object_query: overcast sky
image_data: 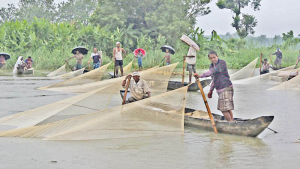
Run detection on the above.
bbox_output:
[1,0,299,37]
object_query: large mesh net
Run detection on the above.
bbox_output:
[0,86,188,140]
[46,64,66,77]
[41,63,111,89]
[230,58,258,81]
[43,63,178,93]
[233,65,296,85]
[123,61,133,75]
[49,68,85,80]
[268,68,300,90]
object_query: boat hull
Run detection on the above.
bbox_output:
[184,108,274,137]
[167,79,211,91]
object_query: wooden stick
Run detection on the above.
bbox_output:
[113,59,116,78]
[65,60,74,71]
[269,55,274,67]
[182,56,186,86]
[194,76,218,133]
[260,53,263,74]
[122,77,131,105]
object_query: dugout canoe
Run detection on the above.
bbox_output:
[168,79,211,91]
[120,91,274,137]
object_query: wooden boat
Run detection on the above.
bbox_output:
[168,79,211,91]
[120,91,274,137]
[270,66,286,70]
[24,68,34,75]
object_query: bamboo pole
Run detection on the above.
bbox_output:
[194,76,218,133]
[65,60,74,71]
[182,56,186,86]
[260,53,263,74]
[122,77,131,105]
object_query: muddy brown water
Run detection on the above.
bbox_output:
[0,69,299,169]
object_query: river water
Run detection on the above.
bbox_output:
[0,69,299,169]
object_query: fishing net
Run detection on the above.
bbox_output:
[49,67,85,80]
[123,61,133,75]
[46,64,67,77]
[233,65,296,85]
[41,63,111,89]
[43,63,178,93]
[0,86,188,140]
[268,68,300,90]
[230,58,258,81]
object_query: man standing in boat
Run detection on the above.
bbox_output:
[186,45,197,84]
[65,50,84,70]
[88,47,102,69]
[113,42,126,77]
[122,72,151,103]
[194,51,234,121]
[271,48,283,69]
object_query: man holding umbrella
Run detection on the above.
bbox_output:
[134,48,146,71]
[0,53,10,69]
[113,42,126,77]
[65,47,88,71]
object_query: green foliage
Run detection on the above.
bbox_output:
[216,0,260,38]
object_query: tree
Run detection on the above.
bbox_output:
[216,0,261,38]
[90,0,212,44]
[0,4,18,23]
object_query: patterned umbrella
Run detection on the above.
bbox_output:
[134,48,146,57]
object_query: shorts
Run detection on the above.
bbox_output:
[186,63,196,73]
[138,57,142,67]
[274,58,282,65]
[93,62,100,69]
[75,63,82,70]
[217,87,234,112]
[115,60,123,66]
[166,63,170,65]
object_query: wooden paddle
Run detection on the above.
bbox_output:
[122,76,131,105]
[182,56,186,86]
[260,53,263,74]
[194,76,218,133]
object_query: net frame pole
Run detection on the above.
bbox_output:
[195,76,218,133]
[65,60,74,71]
[182,56,186,86]
[260,53,263,75]
[122,77,131,105]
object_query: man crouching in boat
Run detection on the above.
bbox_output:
[122,72,151,103]
[194,51,234,121]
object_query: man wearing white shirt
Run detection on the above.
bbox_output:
[186,45,197,84]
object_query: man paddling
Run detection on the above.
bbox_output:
[122,72,151,103]
[194,51,234,121]
[113,42,126,77]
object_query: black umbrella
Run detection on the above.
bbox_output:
[0,52,10,60]
[161,45,175,55]
[71,46,88,55]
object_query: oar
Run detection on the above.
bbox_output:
[65,60,74,71]
[260,53,263,74]
[267,127,278,134]
[122,76,131,105]
[194,76,218,133]
[182,56,186,86]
